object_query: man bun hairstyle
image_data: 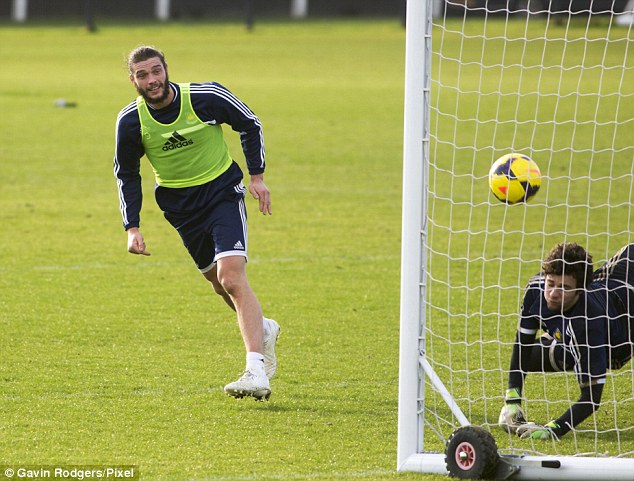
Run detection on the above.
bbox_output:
[127,45,166,73]
[542,242,593,288]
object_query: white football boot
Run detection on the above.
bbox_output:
[224,369,271,401]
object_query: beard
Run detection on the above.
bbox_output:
[137,74,171,106]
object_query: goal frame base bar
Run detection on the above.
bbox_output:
[398,452,634,480]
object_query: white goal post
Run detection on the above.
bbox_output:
[398,0,634,479]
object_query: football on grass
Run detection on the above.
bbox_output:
[489,153,541,204]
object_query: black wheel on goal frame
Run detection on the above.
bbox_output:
[445,426,499,479]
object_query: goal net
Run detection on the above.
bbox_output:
[398,0,634,478]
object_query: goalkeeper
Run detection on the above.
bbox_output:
[499,242,634,440]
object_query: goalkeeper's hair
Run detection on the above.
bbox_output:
[542,242,593,288]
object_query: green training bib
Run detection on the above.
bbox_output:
[137,83,233,188]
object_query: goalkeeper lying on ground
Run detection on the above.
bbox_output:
[499,242,634,440]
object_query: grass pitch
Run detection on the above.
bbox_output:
[0,16,632,481]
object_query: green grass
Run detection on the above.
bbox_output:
[0,16,632,481]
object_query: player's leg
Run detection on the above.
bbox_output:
[213,255,263,352]
[203,263,236,310]
[593,244,634,286]
[601,248,634,367]
[214,255,273,400]
[208,192,279,398]
[203,262,280,379]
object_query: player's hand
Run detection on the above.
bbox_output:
[249,174,272,215]
[498,403,531,434]
[498,388,531,434]
[517,421,560,441]
[127,227,151,256]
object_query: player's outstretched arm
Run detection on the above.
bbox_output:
[517,383,603,441]
[127,227,151,256]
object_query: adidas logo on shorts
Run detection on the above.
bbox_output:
[234,241,244,250]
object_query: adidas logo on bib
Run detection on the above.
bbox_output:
[162,131,194,151]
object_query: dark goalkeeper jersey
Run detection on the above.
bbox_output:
[114,82,265,230]
[519,274,632,387]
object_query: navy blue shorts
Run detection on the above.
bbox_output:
[154,162,248,273]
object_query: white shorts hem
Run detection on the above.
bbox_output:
[199,251,248,273]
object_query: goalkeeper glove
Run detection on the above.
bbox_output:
[517,421,560,441]
[498,388,532,434]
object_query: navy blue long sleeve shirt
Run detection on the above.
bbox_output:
[114,82,265,230]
